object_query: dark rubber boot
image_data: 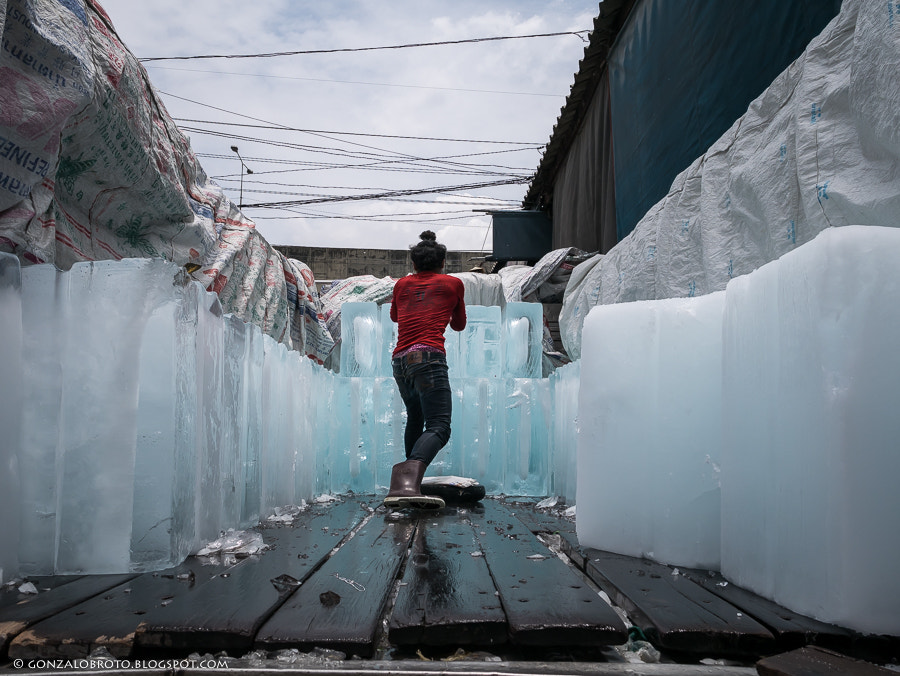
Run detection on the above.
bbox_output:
[383,459,445,510]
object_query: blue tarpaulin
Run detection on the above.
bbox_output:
[609,0,841,241]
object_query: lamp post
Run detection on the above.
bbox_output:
[230,145,253,208]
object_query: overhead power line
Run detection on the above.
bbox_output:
[162,91,533,177]
[174,118,543,145]
[139,30,591,62]
[244,177,529,208]
[152,67,562,98]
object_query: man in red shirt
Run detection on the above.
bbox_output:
[384,231,466,510]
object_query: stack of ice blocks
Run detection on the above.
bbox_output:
[0,256,564,579]
[0,256,325,576]
[335,301,551,496]
[574,226,900,636]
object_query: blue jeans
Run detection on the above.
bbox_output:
[392,351,452,467]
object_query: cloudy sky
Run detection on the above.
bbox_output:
[97,0,600,252]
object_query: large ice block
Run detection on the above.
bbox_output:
[260,335,295,512]
[503,303,543,378]
[132,289,185,570]
[458,305,501,378]
[17,263,65,575]
[192,290,225,548]
[576,291,725,569]
[454,378,501,486]
[56,259,173,573]
[379,303,397,377]
[241,325,264,525]
[0,253,22,584]
[292,356,319,503]
[373,376,405,490]
[221,315,249,528]
[503,377,552,496]
[340,302,380,377]
[550,360,580,503]
[721,225,900,635]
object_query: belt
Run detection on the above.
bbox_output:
[395,350,444,364]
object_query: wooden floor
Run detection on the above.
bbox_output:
[1,496,897,669]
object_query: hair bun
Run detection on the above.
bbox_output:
[419,230,437,242]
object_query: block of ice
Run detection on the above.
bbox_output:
[260,335,295,513]
[503,303,543,378]
[292,356,319,503]
[373,376,405,490]
[458,305,501,378]
[379,303,397,377]
[0,253,22,584]
[721,225,900,635]
[550,361,580,503]
[132,290,183,570]
[576,291,725,569]
[454,378,500,484]
[192,290,226,549]
[443,322,461,376]
[240,324,264,526]
[340,302,380,377]
[221,315,249,529]
[17,263,65,575]
[56,259,174,573]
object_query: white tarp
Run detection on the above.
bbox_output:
[450,271,504,307]
[560,0,900,360]
[0,0,334,362]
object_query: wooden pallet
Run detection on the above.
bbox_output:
[517,506,899,663]
[3,496,897,666]
[136,498,373,656]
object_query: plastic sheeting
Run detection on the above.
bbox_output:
[551,71,618,255]
[561,0,900,360]
[451,271,504,307]
[609,0,842,240]
[0,0,333,362]
[319,275,395,345]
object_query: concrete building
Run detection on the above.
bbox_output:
[275,246,488,285]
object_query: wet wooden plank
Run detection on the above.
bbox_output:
[1,575,136,656]
[388,507,506,647]
[680,568,855,654]
[466,499,628,648]
[255,513,416,658]
[583,548,776,658]
[505,499,576,537]
[7,558,221,660]
[0,576,83,611]
[511,506,586,569]
[756,646,895,676]
[135,498,372,656]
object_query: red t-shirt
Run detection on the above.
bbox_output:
[390,271,467,355]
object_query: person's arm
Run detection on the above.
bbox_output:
[449,280,466,331]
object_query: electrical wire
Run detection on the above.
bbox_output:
[163,91,536,177]
[150,67,562,98]
[175,118,543,145]
[139,30,591,62]
[242,177,529,208]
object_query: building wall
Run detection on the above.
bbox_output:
[275,246,487,283]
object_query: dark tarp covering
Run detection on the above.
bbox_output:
[551,70,618,255]
[609,0,842,241]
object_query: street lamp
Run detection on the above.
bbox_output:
[230,145,253,208]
